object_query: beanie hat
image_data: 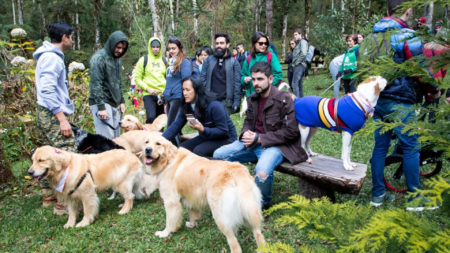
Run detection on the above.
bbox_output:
[417,17,427,24]
[150,40,161,47]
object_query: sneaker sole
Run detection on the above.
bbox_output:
[369,201,383,207]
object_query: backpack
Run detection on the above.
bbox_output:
[142,54,168,75]
[306,45,315,63]
[246,51,273,65]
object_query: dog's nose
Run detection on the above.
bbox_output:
[119,121,122,126]
[28,170,34,175]
[145,147,152,155]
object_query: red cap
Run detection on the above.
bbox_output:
[417,17,427,24]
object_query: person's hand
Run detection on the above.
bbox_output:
[241,130,258,147]
[335,72,342,80]
[120,103,126,114]
[244,76,252,84]
[98,110,108,120]
[188,119,204,132]
[59,119,72,137]
[147,88,158,96]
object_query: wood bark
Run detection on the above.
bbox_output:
[254,0,260,32]
[331,0,334,10]
[265,0,273,39]
[304,0,311,39]
[192,0,198,37]
[17,0,23,25]
[75,0,80,50]
[341,0,345,34]
[281,13,288,60]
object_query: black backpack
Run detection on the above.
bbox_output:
[142,54,168,75]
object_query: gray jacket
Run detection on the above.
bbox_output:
[292,39,308,67]
[200,54,242,108]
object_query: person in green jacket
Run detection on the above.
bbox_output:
[89,31,128,139]
[336,34,359,94]
[134,37,167,124]
[241,31,283,97]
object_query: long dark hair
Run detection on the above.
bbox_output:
[180,77,216,122]
[168,36,187,73]
[250,31,270,56]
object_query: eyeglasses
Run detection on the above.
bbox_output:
[257,42,269,46]
[290,43,295,45]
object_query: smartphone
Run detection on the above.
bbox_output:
[186,114,197,124]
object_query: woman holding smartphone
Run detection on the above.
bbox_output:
[162,77,237,157]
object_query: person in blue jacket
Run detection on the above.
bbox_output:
[163,36,192,127]
[163,77,237,157]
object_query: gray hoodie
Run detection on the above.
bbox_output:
[33,41,74,115]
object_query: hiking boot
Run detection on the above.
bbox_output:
[406,197,440,212]
[53,202,68,216]
[370,192,395,207]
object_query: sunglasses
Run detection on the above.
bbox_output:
[257,41,269,46]
[290,43,295,45]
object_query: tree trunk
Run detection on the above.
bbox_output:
[265,0,273,39]
[446,4,449,22]
[331,0,334,10]
[38,1,46,39]
[92,0,103,49]
[192,0,198,37]
[341,0,345,34]
[148,0,165,51]
[424,2,434,30]
[75,0,80,50]
[12,0,16,25]
[254,0,260,32]
[169,0,175,33]
[17,0,23,25]
[281,13,288,60]
[304,0,311,39]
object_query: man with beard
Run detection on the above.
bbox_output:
[200,33,241,114]
[213,62,307,210]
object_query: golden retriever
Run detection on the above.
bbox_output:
[141,132,266,253]
[120,114,167,132]
[28,146,143,228]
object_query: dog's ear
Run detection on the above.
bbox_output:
[375,82,381,96]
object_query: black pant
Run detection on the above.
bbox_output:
[342,79,356,94]
[166,98,182,127]
[181,136,232,157]
[143,95,164,124]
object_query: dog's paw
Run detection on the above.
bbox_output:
[309,151,318,157]
[155,230,171,238]
[185,221,197,229]
[343,163,355,171]
[75,220,90,227]
[64,222,75,228]
[306,158,313,164]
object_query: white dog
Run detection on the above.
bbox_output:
[294,76,387,170]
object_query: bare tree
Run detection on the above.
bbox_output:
[92,0,104,49]
[148,0,165,51]
[74,0,80,50]
[304,0,311,39]
[192,0,199,37]
[266,0,273,39]
[446,4,449,22]
[282,13,288,60]
[17,0,23,25]
[12,0,16,25]
[254,0,260,32]
[341,0,345,34]
[424,2,434,30]
[331,0,334,10]
[169,0,175,33]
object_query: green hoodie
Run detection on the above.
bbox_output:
[89,31,128,110]
[240,50,283,97]
[134,37,166,95]
[339,44,359,80]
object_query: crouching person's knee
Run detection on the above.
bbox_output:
[256,171,269,183]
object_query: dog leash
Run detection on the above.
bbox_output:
[333,98,341,132]
[321,77,341,95]
[96,112,123,130]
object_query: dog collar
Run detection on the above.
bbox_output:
[55,165,70,193]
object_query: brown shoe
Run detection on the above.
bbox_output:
[42,195,57,207]
[53,202,68,216]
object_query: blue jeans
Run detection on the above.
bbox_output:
[213,140,284,206]
[292,65,306,97]
[370,99,420,197]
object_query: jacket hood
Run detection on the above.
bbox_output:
[33,41,64,60]
[104,31,129,58]
[147,37,163,60]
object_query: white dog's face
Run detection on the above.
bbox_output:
[120,115,142,131]
[356,76,387,103]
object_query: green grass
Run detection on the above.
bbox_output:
[1,73,448,252]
